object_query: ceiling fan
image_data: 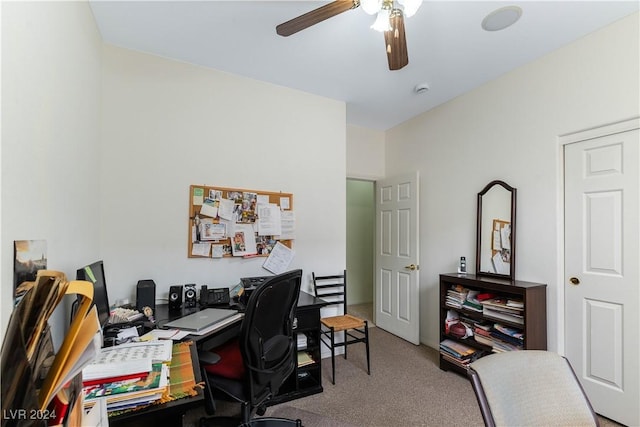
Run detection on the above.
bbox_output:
[276,0,423,71]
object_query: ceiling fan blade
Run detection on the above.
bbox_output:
[276,0,359,37]
[384,10,409,71]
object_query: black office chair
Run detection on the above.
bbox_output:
[312,270,370,385]
[199,269,302,426]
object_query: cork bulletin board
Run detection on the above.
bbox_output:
[188,185,294,259]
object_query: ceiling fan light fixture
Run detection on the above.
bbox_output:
[371,8,392,32]
[398,0,423,18]
[361,0,381,15]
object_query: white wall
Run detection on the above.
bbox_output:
[385,13,640,351]
[1,1,103,345]
[346,124,385,180]
[1,3,346,344]
[100,46,346,305]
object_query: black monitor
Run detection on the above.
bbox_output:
[76,260,111,329]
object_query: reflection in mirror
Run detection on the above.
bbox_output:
[476,181,516,280]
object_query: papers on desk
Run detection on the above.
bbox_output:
[82,340,172,381]
[140,328,192,341]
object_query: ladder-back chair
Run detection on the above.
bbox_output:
[312,270,370,385]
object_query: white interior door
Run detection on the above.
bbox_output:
[564,126,639,426]
[375,173,420,345]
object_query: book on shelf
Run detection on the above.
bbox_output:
[462,290,483,312]
[296,334,308,350]
[480,297,523,314]
[506,299,524,309]
[483,307,524,325]
[440,352,472,369]
[490,329,524,347]
[439,339,477,359]
[297,352,315,367]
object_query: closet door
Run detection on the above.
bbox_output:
[564,126,639,426]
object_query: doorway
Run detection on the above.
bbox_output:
[346,179,375,324]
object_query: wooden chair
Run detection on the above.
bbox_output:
[312,270,370,385]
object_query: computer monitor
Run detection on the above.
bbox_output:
[76,260,111,329]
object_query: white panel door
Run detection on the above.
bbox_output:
[565,128,639,426]
[375,173,420,345]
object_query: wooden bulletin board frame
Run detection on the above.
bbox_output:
[188,185,294,258]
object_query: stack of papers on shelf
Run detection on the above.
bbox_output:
[480,298,524,325]
[473,322,524,352]
[297,352,314,367]
[439,339,482,369]
[296,334,307,351]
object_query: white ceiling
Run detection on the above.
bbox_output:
[89,1,639,130]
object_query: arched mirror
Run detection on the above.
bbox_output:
[476,180,516,280]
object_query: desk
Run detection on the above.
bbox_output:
[109,291,326,426]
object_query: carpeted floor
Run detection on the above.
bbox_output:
[185,327,483,426]
[185,325,623,427]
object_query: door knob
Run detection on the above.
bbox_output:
[405,264,418,270]
[569,277,580,285]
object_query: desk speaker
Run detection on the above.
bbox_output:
[169,285,183,311]
[184,284,197,308]
[136,279,156,312]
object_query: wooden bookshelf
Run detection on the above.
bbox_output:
[439,273,547,375]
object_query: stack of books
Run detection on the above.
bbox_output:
[82,340,173,414]
[439,339,481,369]
[474,322,524,352]
[445,285,468,309]
[480,297,524,325]
[462,290,483,312]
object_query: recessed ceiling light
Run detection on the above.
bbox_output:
[482,6,522,32]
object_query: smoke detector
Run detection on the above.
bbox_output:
[414,83,430,94]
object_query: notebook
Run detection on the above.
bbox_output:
[164,308,238,332]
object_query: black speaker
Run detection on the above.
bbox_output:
[136,279,156,312]
[169,285,183,311]
[184,284,197,308]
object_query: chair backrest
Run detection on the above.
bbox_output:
[468,350,599,427]
[240,269,302,409]
[312,270,347,313]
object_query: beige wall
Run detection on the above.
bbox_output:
[347,124,385,180]
[1,2,347,343]
[385,12,640,350]
[100,46,347,302]
[1,1,103,344]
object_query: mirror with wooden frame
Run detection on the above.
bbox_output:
[476,180,516,280]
